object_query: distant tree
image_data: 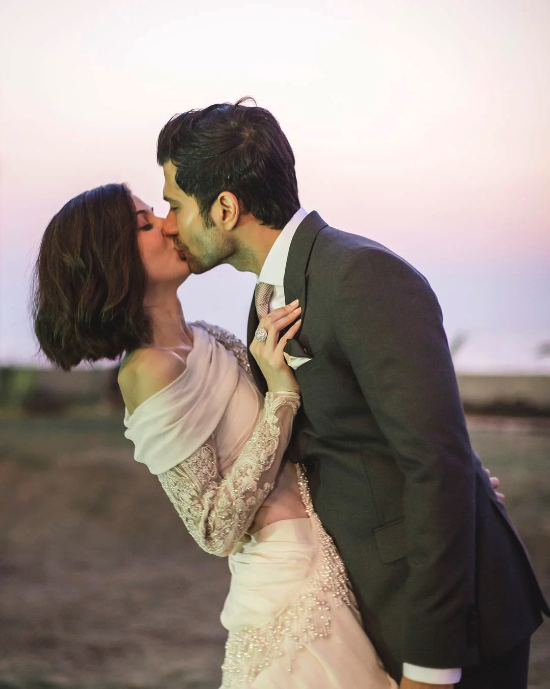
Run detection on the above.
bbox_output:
[536,342,550,359]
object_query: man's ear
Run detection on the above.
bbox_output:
[213,191,240,231]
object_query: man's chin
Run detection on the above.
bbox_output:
[188,255,224,275]
[187,260,211,275]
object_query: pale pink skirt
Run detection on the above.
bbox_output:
[220,517,397,688]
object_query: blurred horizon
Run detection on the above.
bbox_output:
[1,0,549,372]
[4,257,550,374]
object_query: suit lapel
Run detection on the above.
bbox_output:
[246,211,328,391]
[283,211,328,358]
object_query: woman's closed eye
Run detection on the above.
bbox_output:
[136,207,155,231]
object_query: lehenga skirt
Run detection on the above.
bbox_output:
[219,516,397,688]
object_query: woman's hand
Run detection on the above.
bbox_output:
[249,300,302,394]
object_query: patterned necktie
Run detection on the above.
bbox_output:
[255,282,274,321]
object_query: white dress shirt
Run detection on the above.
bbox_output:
[258,208,462,686]
[258,207,311,370]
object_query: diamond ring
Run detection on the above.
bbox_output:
[255,327,268,342]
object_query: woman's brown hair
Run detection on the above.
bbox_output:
[32,183,152,370]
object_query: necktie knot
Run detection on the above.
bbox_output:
[255,282,274,320]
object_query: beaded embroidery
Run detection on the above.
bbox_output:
[221,464,353,687]
[191,321,252,374]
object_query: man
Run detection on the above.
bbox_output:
[158,98,547,689]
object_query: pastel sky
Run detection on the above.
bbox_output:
[0,0,548,371]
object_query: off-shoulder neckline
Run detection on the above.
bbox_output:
[124,324,203,422]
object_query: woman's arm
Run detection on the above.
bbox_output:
[158,390,300,556]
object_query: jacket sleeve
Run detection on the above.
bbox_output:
[334,246,477,667]
[157,391,300,556]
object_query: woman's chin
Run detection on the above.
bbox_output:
[174,252,191,281]
[176,267,192,285]
[162,266,192,290]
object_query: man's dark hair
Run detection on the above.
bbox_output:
[157,97,300,229]
[32,183,153,370]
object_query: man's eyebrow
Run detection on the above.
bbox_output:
[163,195,178,204]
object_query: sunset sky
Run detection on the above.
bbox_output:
[0,0,548,371]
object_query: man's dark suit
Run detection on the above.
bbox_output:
[247,211,548,684]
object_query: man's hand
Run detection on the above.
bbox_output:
[485,467,505,502]
[400,679,453,689]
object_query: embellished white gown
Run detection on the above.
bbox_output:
[124,322,396,689]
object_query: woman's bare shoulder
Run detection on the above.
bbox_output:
[118,349,186,414]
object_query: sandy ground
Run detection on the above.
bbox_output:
[0,410,548,688]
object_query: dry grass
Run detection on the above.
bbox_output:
[0,410,548,688]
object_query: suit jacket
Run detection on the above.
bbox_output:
[247,211,548,681]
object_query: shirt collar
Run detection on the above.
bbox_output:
[258,207,308,286]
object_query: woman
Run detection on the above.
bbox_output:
[32,183,397,688]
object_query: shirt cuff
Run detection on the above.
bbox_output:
[403,663,462,684]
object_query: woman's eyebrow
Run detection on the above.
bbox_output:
[136,208,154,216]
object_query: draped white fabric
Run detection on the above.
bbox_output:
[124,324,262,475]
[221,517,397,689]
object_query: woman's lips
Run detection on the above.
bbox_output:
[177,250,188,261]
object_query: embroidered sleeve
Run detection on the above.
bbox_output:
[157,391,300,556]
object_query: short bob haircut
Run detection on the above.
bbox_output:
[32,183,153,370]
[157,97,300,230]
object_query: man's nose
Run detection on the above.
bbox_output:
[162,212,178,237]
